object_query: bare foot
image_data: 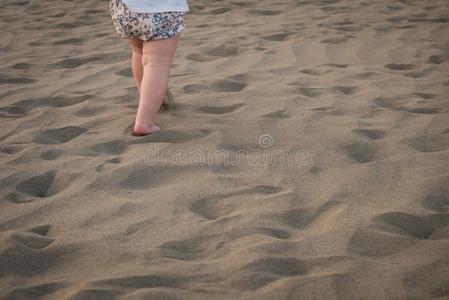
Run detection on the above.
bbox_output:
[132,123,161,136]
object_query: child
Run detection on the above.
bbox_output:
[109,0,189,136]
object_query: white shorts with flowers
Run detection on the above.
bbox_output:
[109,0,186,42]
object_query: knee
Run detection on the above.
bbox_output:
[141,54,166,69]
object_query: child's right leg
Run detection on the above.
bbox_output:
[133,36,180,135]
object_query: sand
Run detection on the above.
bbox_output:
[1,0,449,299]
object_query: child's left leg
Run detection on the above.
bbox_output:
[128,38,144,95]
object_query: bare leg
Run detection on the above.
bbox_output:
[128,38,144,95]
[134,36,180,135]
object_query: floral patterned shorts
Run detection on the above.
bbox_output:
[109,0,186,42]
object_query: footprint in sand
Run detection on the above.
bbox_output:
[248,9,282,16]
[209,79,247,93]
[296,84,359,98]
[298,87,327,98]
[370,212,436,239]
[232,257,307,290]
[158,235,216,261]
[321,36,348,44]
[0,224,74,284]
[407,132,449,153]
[262,32,293,42]
[261,109,290,120]
[403,259,449,300]
[53,37,85,45]
[90,139,128,155]
[182,83,210,94]
[196,103,245,115]
[208,7,231,15]
[40,149,64,160]
[115,67,133,77]
[422,177,449,213]
[33,126,87,145]
[384,63,415,71]
[352,128,386,140]
[342,138,378,164]
[13,94,92,108]
[190,185,282,220]
[4,282,66,300]
[427,54,449,64]
[0,145,24,155]
[0,74,35,84]
[373,95,442,115]
[0,106,28,118]
[51,55,104,69]
[186,44,239,62]
[6,170,73,203]
[88,274,189,290]
[185,53,217,62]
[276,200,342,230]
[332,86,358,95]
[203,44,240,57]
[10,62,33,70]
[348,209,449,258]
[300,63,348,76]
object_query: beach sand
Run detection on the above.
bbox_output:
[1,0,449,299]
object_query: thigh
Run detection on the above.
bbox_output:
[142,36,180,67]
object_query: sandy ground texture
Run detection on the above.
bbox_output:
[1,0,449,299]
